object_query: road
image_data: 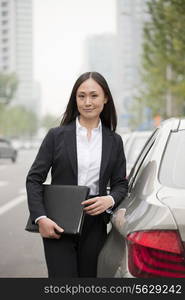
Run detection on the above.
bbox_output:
[0,149,47,278]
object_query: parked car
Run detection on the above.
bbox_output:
[120,132,131,150]
[97,118,185,278]
[0,138,17,162]
[124,131,153,176]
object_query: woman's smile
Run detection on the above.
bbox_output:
[83,108,94,112]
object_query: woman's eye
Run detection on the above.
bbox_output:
[79,95,84,98]
[92,94,98,98]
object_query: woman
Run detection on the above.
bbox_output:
[26,71,128,278]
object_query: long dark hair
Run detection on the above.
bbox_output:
[60,72,117,131]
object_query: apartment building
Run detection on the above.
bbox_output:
[0,0,39,113]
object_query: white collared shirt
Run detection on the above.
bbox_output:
[76,117,102,195]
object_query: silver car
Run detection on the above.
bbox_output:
[0,138,17,162]
[97,118,185,278]
[124,130,153,176]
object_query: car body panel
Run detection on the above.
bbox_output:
[119,195,177,235]
[97,117,185,278]
[157,187,185,241]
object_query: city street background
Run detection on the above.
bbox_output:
[0,149,47,277]
[0,0,185,278]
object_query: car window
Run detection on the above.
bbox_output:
[126,136,151,167]
[0,141,9,147]
[128,129,158,192]
[159,130,185,189]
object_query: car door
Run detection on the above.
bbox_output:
[128,129,159,193]
[121,129,159,226]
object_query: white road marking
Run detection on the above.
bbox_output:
[0,194,26,216]
[0,181,8,187]
[18,188,27,194]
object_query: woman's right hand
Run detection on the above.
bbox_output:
[37,217,64,239]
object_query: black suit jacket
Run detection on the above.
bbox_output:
[26,121,128,223]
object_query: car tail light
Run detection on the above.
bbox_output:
[127,230,185,277]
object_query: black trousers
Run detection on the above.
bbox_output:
[42,213,107,278]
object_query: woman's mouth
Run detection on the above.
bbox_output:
[83,109,94,112]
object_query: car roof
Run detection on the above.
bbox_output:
[0,137,12,144]
[0,138,8,142]
[178,118,185,130]
[159,117,181,131]
[128,130,152,136]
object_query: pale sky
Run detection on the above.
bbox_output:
[33,0,116,116]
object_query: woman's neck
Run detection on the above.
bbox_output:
[78,116,100,130]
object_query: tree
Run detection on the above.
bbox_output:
[137,0,185,120]
[0,72,18,105]
[41,114,60,131]
[0,106,38,137]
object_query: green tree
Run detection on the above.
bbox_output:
[137,0,185,119]
[0,72,18,105]
[0,72,18,127]
[41,114,60,131]
[0,106,38,137]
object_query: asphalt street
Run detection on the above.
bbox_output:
[0,149,48,278]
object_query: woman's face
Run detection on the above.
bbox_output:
[76,78,107,121]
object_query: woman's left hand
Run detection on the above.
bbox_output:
[81,196,113,216]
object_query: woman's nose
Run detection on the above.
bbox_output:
[84,97,92,105]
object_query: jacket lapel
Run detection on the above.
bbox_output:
[99,125,113,187]
[64,121,78,178]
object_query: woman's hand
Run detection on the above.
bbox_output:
[37,217,64,239]
[82,196,113,216]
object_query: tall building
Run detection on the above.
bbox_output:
[116,0,148,127]
[0,0,15,72]
[84,34,119,110]
[0,0,39,114]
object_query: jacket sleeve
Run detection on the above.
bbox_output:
[26,128,54,222]
[109,135,128,209]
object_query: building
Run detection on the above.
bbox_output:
[116,0,148,127]
[83,33,119,111]
[0,0,40,114]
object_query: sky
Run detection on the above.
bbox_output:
[33,0,117,117]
